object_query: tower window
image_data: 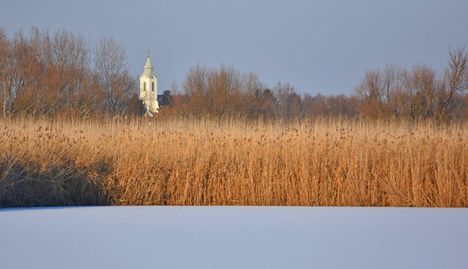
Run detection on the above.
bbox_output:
[152,82,155,92]
[143,82,146,91]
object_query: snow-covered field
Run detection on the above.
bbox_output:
[1,207,467,269]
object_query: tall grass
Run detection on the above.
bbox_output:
[0,117,466,207]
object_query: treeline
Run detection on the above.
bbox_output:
[165,65,360,120]
[167,51,468,121]
[355,52,468,121]
[1,28,467,121]
[0,28,144,118]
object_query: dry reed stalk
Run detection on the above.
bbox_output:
[0,117,466,207]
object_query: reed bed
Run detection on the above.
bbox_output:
[0,117,466,207]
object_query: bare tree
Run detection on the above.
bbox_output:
[437,48,468,121]
[183,64,208,115]
[94,38,129,114]
[274,82,302,119]
[0,28,11,117]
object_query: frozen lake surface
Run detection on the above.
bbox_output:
[1,206,467,269]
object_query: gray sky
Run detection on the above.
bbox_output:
[1,0,467,95]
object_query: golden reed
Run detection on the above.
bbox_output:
[0,117,466,207]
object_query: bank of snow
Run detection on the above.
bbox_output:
[1,207,467,269]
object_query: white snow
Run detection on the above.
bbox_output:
[1,207,467,269]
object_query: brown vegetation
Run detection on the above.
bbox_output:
[1,28,466,122]
[1,27,466,208]
[1,117,466,207]
[0,28,138,118]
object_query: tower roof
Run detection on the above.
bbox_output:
[141,55,156,78]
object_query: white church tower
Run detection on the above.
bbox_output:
[139,52,159,115]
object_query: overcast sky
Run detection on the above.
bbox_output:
[1,0,467,95]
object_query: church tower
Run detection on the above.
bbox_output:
[139,52,159,114]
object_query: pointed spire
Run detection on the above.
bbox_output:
[141,50,155,78]
[145,56,152,69]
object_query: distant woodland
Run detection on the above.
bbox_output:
[1,28,467,121]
